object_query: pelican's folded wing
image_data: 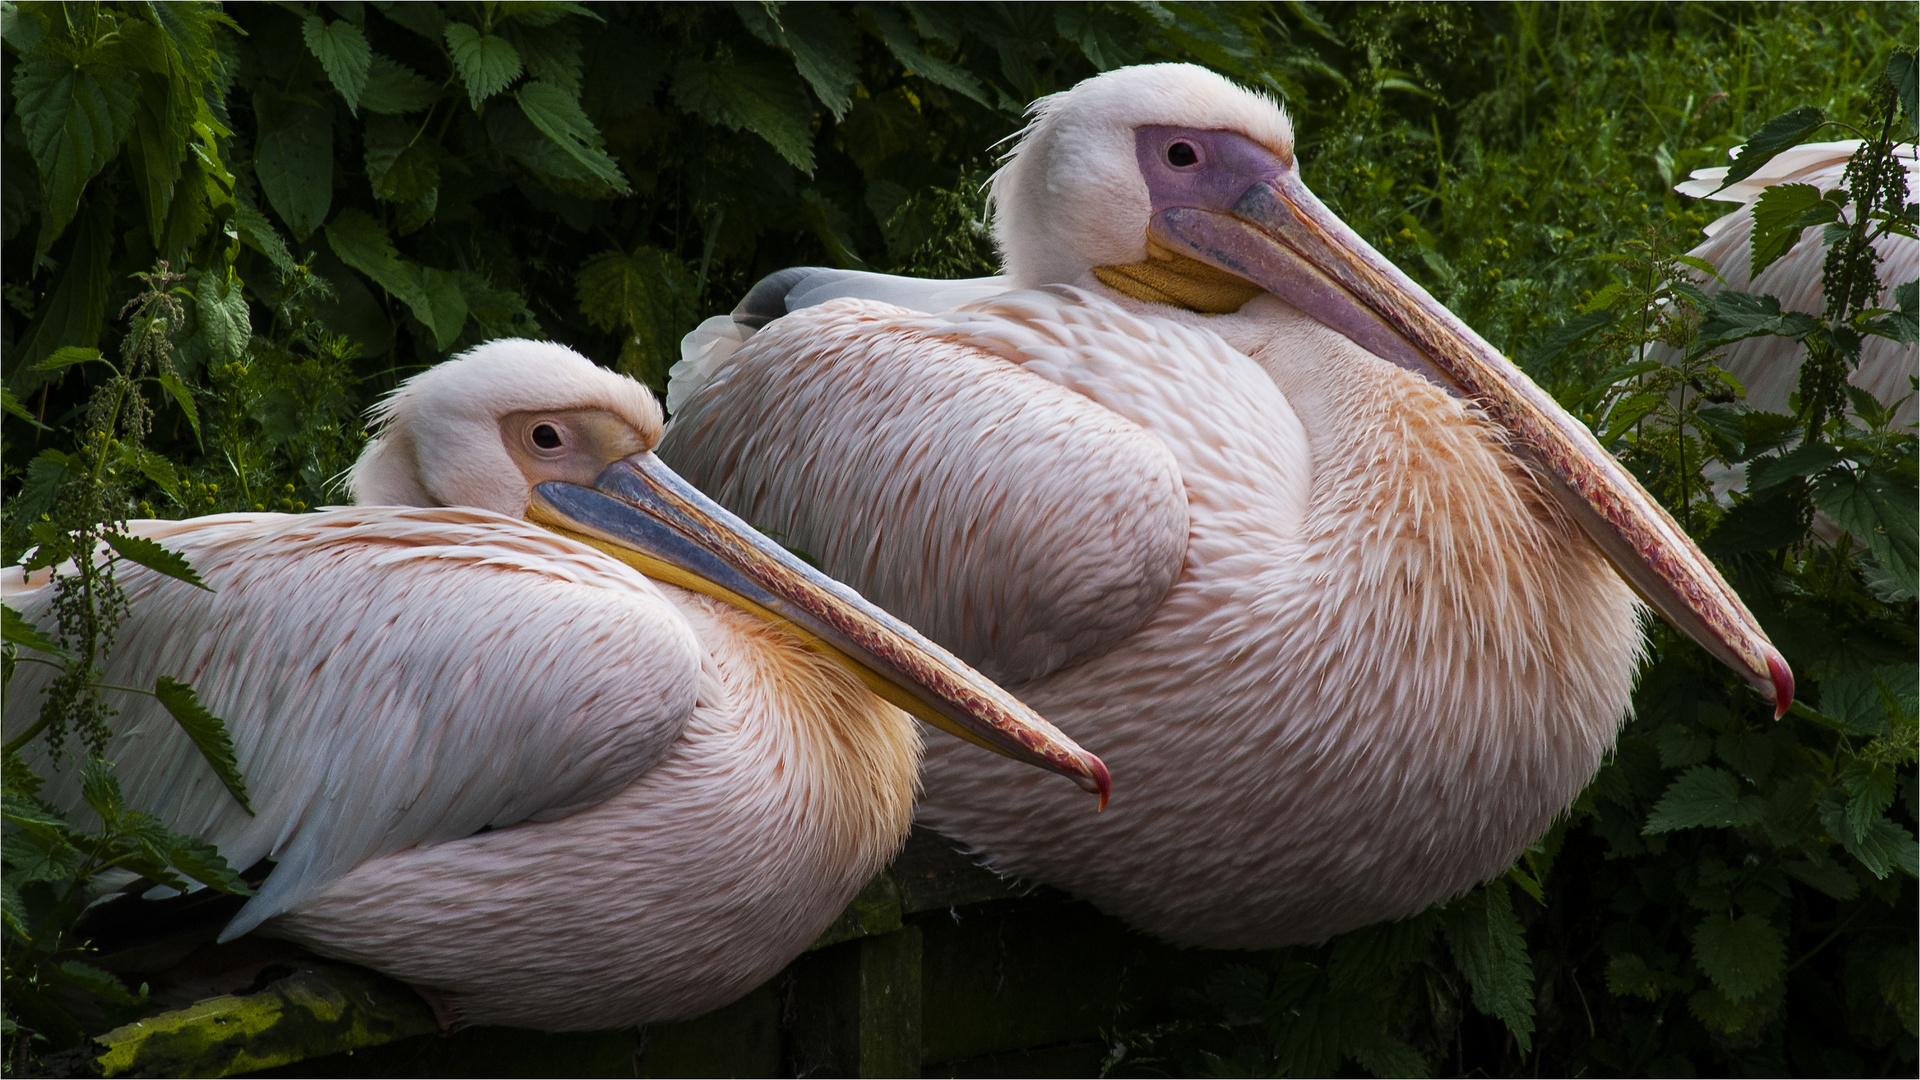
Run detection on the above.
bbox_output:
[662,291,1192,685]
[4,507,702,939]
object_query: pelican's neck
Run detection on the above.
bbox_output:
[662,586,922,883]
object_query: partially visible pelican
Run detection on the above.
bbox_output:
[1674,140,1919,428]
[662,65,1791,947]
[4,340,1105,1028]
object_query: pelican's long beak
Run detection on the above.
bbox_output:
[1150,166,1792,717]
[527,453,1111,804]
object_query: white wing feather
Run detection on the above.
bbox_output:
[661,289,1195,685]
[4,507,702,939]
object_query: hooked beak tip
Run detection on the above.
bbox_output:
[1769,654,1794,720]
[1085,753,1112,810]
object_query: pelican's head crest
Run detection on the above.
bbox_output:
[350,339,662,517]
[990,63,1294,289]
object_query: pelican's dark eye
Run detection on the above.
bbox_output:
[1166,141,1198,167]
[532,423,563,450]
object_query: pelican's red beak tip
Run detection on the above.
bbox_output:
[1769,654,1794,720]
[1087,753,1112,811]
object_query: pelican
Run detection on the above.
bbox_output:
[3,340,1106,1029]
[1673,140,1919,429]
[661,64,1792,947]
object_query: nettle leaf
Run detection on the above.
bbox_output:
[1719,106,1828,191]
[103,532,211,591]
[360,55,442,115]
[2,603,64,656]
[80,758,125,824]
[194,269,251,366]
[1,387,47,429]
[253,94,334,240]
[13,56,140,252]
[52,960,144,1005]
[302,15,373,115]
[1442,881,1535,1052]
[445,23,523,108]
[1697,290,1819,346]
[1692,913,1785,1001]
[1746,442,1842,495]
[505,21,584,95]
[1747,183,1842,279]
[671,54,816,172]
[325,209,468,350]
[154,676,251,814]
[1654,725,1714,769]
[1783,856,1860,900]
[1818,790,1919,878]
[156,369,202,446]
[1327,910,1438,990]
[514,81,629,192]
[1862,279,1918,345]
[1813,470,1919,596]
[363,115,440,203]
[233,199,296,274]
[1644,765,1765,833]
[3,831,80,886]
[735,1,857,119]
[867,4,993,109]
[575,246,699,389]
[1889,49,1918,125]
[33,345,102,372]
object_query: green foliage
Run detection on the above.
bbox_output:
[2,3,1913,1076]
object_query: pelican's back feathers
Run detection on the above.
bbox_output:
[5,507,702,939]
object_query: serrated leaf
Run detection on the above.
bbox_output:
[1889,50,1918,124]
[575,246,698,390]
[1692,912,1785,1001]
[1600,391,1660,444]
[1644,766,1765,833]
[2,604,64,656]
[1842,761,1897,842]
[867,5,993,109]
[735,1,857,119]
[194,269,250,365]
[253,95,333,240]
[1719,107,1829,191]
[514,80,629,192]
[1818,791,1919,878]
[79,758,124,824]
[52,960,144,1005]
[1746,442,1843,495]
[1327,910,1438,990]
[325,209,468,350]
[360,54,442,114]
[1674,254,1728,284]
[153,676,251,814]
[157,829,253,895]
[506,21,583,95]
[103,532,210,591]
[1697,289,1820,345]
[32,345,101,372]
[233,199,296,274]
[1654,725,1714,768]
[1,387,47,429]
[671,55,816,172]
[1813,470,1918,595]
[1748,183,1840,278]
[1442,881,1534,1052]
[445,23,523,108]
[1783,856,1859,900]
[13,56,140,253]
[302,15,373,115]
[1347,1033,1429,1080]
[11,199,114,381]
[1,877,27,936]
[156,369,202,446]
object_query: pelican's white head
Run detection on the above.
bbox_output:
[349,339,662,516]
[989,63,1294,288]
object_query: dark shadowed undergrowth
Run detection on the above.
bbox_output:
[2,4,1913,1076]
